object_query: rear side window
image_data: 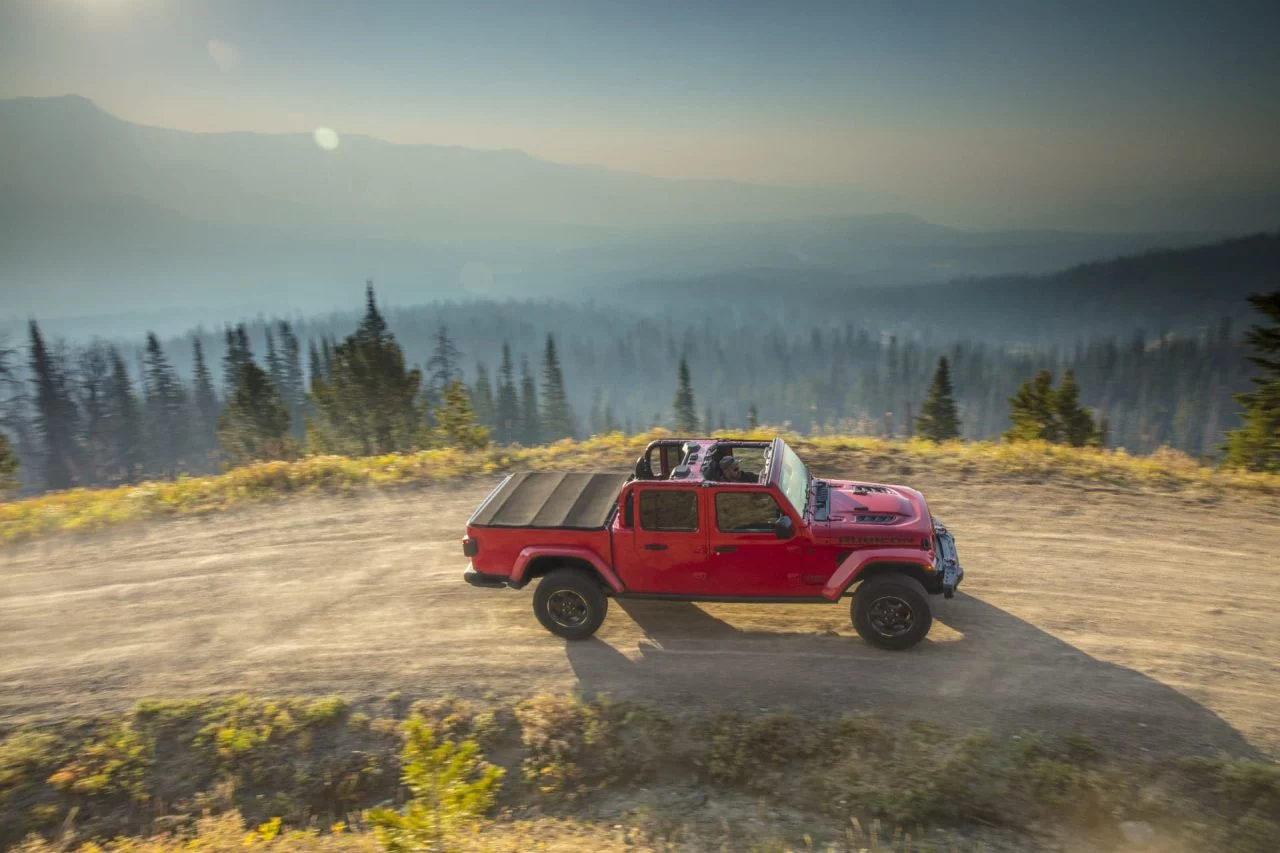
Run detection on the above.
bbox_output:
[639,490,698,531]
[716,492,781,532]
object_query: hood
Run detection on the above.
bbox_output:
[818,479,922,524]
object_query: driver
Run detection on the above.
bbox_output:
[719,455,758,483]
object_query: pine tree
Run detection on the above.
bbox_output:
[264,327,285,392]
[703,406,714,435]
[0,431,16,494]
[1005,370,1059,443]
[540,335,574,440]
[277,321,306,443]
[222,327,238,392]
[1224,291,1280,471]
[308,339,323,390]
[359,280,388,340]
[77,344,111,484]
[426,326,463,405]
[471,362,495,430]
[218,361,293,465]
[321,337,334,381]
[519,356,540,446]
[747,403,759,430]
[603,401,619,434]
[106,347,144,483]
[366,717,503,853]
[143,333,189,477]
[495,344,520,445]
[0,339,22,441]
[915,357,961,441]
[309,283,427,455]
[433,380,490,450]
[191,338,221,466]
[672,357,698,432]
[28,320,79,490]
[222,324,253,394]
[0,340,20,493]
[1056,369,1101,447]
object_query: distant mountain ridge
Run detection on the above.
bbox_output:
[0,94,1243,323]
[610,231,1280,341]
[0,94,889,237]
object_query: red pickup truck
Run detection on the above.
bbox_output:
[462,437,963,650]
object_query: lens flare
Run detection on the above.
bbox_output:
[313,127,340,151]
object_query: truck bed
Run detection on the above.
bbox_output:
[469,472,629,529]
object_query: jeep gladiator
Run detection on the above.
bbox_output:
[462,437,963,650]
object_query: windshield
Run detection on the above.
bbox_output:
[776,441,811,517]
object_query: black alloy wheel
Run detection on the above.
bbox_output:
[852,574,933,650]
[533,568,609,640]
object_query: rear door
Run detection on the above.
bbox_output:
[708,488,812,596]
[620,486,711,594]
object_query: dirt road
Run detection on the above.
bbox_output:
[3,475,1278,760]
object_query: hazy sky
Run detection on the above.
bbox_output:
[3,0,1279,227]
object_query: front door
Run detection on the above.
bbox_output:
[624,487,711,594]
[708,489,813,596]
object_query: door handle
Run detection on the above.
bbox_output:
[714,546,737,553]
[643,544,668,551]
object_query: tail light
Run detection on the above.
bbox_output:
[462,537,478,557]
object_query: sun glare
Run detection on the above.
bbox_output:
[313,127,340,151]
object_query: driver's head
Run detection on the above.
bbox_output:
[720,455,741,481]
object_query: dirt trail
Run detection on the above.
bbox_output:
[2,476,1278,760]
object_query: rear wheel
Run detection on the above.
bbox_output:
[533,569,609,640]
[852,574,932,650]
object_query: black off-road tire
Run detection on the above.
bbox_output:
[533,569,609,640]
[852,574,933,650]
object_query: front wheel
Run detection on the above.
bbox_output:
[533,569,609,640]
[852,574,933,650]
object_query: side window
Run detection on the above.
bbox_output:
[716,491,782,533]
[639,490,698,532]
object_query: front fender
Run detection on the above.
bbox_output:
[510,546,625,593]
[821,549,935,601]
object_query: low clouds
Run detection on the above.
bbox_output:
[207,39,241,73]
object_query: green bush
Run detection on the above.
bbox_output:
[368,717,503,853]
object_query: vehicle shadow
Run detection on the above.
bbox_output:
[564,594,1261,759]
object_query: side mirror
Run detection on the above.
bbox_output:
[774,515,795,540]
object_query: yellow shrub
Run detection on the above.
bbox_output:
[2,431,1276,543]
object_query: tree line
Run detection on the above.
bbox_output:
[2,285,489,493]
[2,283,1277,495]
[129,298,1253,456]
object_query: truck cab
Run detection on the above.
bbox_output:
[463,437,963,650]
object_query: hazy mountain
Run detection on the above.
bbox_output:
[0,94,887,237]
[536,214,1222,291]
[0,95,1236,326]
[608,232,1280,342]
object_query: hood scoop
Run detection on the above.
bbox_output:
[826,483,913,523]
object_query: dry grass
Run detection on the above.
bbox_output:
[8,810,990,853]
[2,694,1276,852]
[2,431,1277,542]
[9,810,668,853]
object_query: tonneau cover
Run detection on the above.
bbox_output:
[471,472,629,529]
